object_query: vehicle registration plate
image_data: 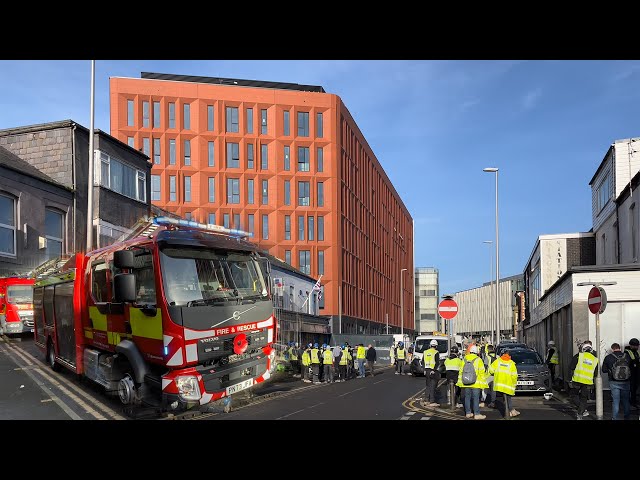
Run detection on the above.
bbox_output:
[225,378,253,395]
[517,380,534,386]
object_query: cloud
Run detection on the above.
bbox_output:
[521,87,542,110]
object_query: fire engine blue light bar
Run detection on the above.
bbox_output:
[153,216,253,238]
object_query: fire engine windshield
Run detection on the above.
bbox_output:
[7,285,33,304]
[160,247,267,306]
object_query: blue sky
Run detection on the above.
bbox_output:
[2,60,640,295]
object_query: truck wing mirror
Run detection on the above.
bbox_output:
[114,273,136,303]
[114,250,135,269]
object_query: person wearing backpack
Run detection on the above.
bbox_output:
[602,343,632,420]
[456,344,487,419]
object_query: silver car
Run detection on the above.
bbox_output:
[504,348,552,393]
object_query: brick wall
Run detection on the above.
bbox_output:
[566,237,596,269]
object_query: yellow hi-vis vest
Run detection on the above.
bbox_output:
[289,347,298,361]
[323,349,333,365]
[549,348,559,365]
[302,350,311,366]
[625,348,637,361]
[444,357,463,371]
[357,346,366,359]
[396,347,406,360]
[311,348,321,364]
[340,348,351,365]
[423,348,438,369]
[572,352,597,385]
[456,354,487,389]
[489,357,518,395]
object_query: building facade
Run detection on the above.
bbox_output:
[109,72,414,337]
[414,267,439,334]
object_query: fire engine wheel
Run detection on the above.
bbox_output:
[118,373,137,405]
[47,341,61,372]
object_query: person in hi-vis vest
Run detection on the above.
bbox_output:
[569,340,598,420]
[545,340,559,385]
[356,344,367,378]
[395,342,407,375]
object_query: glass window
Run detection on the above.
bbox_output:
[299,250,310,275]
[91,262,109,303]
[632,205,637,261]
[184,139,191,166]
[284,180,290,206]
[208,177,215,203]
[246,108,253,134]
[318,182,324,207]
[208,141,215,167]
[127,137,134,148]
[247,143,254,169]
[318,250,324,275]
[170,176,176,202]
[169,102,176,129]
[285,250,291,265]
[297,111,309,136]
[45,209,63,260]
[0,194,16,256]
[318,216,324,241]
[247,179,254,205]
[284,215,291,240]
[227,142,239,168]
[98,151,145,202]
[151,175,161,201]
[308,216,314,241]
[317,147,324,172]
[298,215,304,241]
[261,144,268,170]
[207,105,214,131]
[223,213,230,228]
[262,179,268,205]
[226,106,239,133]
[298,146,310,172]
[262,214,269,240]
[127,100,134,127]
[298,181,310,206]
[283,110,290,136]
[234,214,240,230]
[185,212,192,221]
[261,109,267,134]
[316,112,323,138]
[208,213,216,226]
[248,214,254,235]
[169,139,176,165]
[143,138,150,156]
[183,103,191,130]
[137,171,146,202]
[284,146,290,171]
[227,178,240,204]
[143,101,150,128]
[184,176,191,202]
[153,101,161,128]
[153,138,161,165]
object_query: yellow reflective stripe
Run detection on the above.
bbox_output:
[89,306,107,331]
[129,307,163,340]
[84,328,94,339]
[494,381,515,392]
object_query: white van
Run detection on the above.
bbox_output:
[409,335,460,376]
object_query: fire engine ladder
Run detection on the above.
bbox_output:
[30,256,73,279]
[114,216,160,243]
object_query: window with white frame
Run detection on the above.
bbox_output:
[97,150,147,203]
[151,175,161,201]
[0,193,16,256]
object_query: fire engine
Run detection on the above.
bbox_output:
[0,277,35,335]
[33,217,277,412]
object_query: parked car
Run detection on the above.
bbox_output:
[503,347,551,393]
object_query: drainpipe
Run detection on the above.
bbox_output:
[71,123,77,254]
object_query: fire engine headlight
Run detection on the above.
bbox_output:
[269,351,276,372]
[175,376,201,401]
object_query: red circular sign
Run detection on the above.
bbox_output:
[438,299,459,320]
[588,286,606,314]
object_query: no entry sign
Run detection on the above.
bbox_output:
[438,298,459,320]
[588,286,607,314]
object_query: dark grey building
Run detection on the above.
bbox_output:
[0,120,151,255]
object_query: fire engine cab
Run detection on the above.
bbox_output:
[0,277,35,335]
[33,217,277,412]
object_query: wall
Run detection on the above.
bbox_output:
[271,266,319,316]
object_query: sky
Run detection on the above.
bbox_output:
[1,60,640,295]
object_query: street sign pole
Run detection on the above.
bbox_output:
[438,296,459,411]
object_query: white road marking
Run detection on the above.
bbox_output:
[406,411,416,415]
[338,386,366,397]
[421,417,431,420]
[400,416,410,420]
[276,409,306,420]
[373,379,387,384]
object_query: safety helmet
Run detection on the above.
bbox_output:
[429,339,438,347]
[581,343,593,353]
[313,343,318,348]
[398,341,404,347]
[630,338,640,347]
[294,342,299,347]
[450,346,459,354]
[325,344,330,350]
[548,340,555,346]
[469,344,479,354]
[341,344,345,349]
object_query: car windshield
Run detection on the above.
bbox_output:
[508,350,543,365]
[414,339,448,354]
[160,247,267,306]
[7,285,33,304]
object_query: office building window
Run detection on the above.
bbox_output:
[226,106,239,133]
[208,141,215,167]
[143,101,150,128]
[297,111,309,136]
[318,216,324,241]
[0,194,16,256]
[168,102,175,129]
[299,250,310,275]
[316,112,323,138]
[297,147,310,172]
[127,100,134,127]
[298,215,304,241]
[318,250,324,275]
[185,212,192,221]
[208,213,216,226]
[224,214,230,229]
[283,110,290,136]
[184,176,191,202]
[247,179,254,205]
[153,138,161,165]
[151,175,161,201]
[284,215,291,240]
[207,105,214,131]
[208,177,215,203]
[284,146,290,171]
[317,182,324,207]
[169,139,176,165]
[284,180,291,206]
[169,176,176,202]
[317,147,324,172]
[183,103,190,130]
[261,109,267,134]
[227,178,240,204]
[153,101,160,128]
[143,138,150,156]
[234,213,240,230]
[97,150,147,203]
[127,137,134,148]
[261,144,268,170]
[45,209,64,260]
[248,214,254,235]
[262,180,268,205]
[285,250,291,265]
[184,139,191,166]
[226,142,239,168]
[246,108,253,134]
[298,181,310,206]
[308,216,314,241]
[247,144,254,169]
[262,214,269,239]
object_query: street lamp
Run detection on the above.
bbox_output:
[483,240,495,344]
[483,167,499,345]
[400,268,408,340]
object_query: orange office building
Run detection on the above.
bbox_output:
[110,72,414,336]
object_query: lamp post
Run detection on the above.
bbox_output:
[400,268,408,341]
[483,167,499,344]
[483,240,495,344]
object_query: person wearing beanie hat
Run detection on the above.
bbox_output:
[625,338,639,408]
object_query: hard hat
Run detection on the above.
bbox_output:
[294,342,299,347]
[325,345,330,350]
[581,343,593,353]
[450,346,459,354]
[341,344,345,349]
[398,341,404,347]
[630,338,640,346]
[313,343,318,348]
[430,340,438,347]
[469,345,479,354]
[308,343,312,348]
[548,340,555,346]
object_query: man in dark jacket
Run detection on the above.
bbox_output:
[602,343,632,420]
[625,338,639,408]
[366,344,377,377]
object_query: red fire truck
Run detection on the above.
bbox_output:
[0,277,35,335]
[33,217,277,412]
